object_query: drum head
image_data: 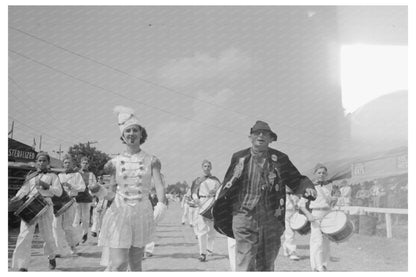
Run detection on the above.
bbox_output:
[289,212,307,230]
[320,211,347,234]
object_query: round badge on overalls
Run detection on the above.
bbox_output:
[271,154,278,162]
[275,183,279,191]
[280,198,284,206]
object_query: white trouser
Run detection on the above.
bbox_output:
[12,205,57,270]
[188,207,197,226]
[195,214,216,255]
[310,209,331,271]
[181,204,189,224]
[53,204,81,249]
[227,237,236,271]
[91,207,107,233]
[145,241,155,254]
[282,209,297,255]
[73,202,91,235]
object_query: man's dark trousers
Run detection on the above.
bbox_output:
[232,195,285,271]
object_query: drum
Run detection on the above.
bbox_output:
[289,212,311,235]
[14,193,49,225]
[52,189,76,217]
[320,211,354,243]
[199,197,215,220]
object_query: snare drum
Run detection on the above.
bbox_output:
[320,211,354,243]
[199,197,215,220]
[52,189,76,217]
[289,212,311,235]
[14,193,50,225]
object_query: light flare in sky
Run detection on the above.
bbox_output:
[340,44,407,113]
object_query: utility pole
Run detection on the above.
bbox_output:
[86,141,98,148]
[53,144,64,160]
[9,121,14,138]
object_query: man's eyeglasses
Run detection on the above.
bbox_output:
[251,130,272,137]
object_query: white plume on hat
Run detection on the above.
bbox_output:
[113,105,141,133]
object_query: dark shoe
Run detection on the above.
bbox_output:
[82,233,88,243]
[48,258,56,270]
[55,254,61,258]
[198,254,206,262]
[91,232,97,237]
[18,268,28,272]
[182,222,185,225]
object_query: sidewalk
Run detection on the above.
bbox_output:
[8,201,407,271]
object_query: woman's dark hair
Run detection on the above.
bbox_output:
[120,125,148,145]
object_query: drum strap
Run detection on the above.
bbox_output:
[25,172,45,197]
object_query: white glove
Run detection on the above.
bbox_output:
[153,202,167,223]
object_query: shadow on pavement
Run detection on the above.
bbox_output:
[157,235,183,238]
[57,266,106,271]
[148,268,205,271]
[158,242,196,247]
[150,253,200,259]
[77,252,102,258]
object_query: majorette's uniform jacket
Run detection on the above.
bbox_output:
[212,147,315,238]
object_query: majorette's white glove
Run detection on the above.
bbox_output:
[153,202,167,223]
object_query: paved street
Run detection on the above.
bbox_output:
[8,201,407,271]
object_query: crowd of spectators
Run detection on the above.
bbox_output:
[331,177,408,225]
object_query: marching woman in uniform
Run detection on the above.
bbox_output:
[298,163,337,272]
[91,106,167,271]
[191,160,221,262]
[74,156,96,244]
[54,154,86,255]
[11,152,62,271]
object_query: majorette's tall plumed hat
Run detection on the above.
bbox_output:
[113,105,140,134]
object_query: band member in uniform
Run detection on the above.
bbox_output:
[74,156,96,244]
[181,186,191,225]
[298,163,337,272]
[10,152,62,271]
[185,187,198,230]
[281,188,301,261]
[212,120,317,271]
[191,160,221,262]
[91,106,167,271]
[54,154,86,255]
[91,175,108,237]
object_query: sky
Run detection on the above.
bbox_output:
[7,6,408,184]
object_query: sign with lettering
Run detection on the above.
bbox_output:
[8,138,37,162]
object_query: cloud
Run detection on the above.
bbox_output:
[158,48,253,87]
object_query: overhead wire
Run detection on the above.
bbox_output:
[9,49,344,152]
[8,115,75,145]
[9,76,93,143]
[9,25,351,144]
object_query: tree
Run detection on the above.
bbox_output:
[166,181,189,196]
[67,143,111,176]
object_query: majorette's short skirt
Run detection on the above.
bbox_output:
[98,195,155,248]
